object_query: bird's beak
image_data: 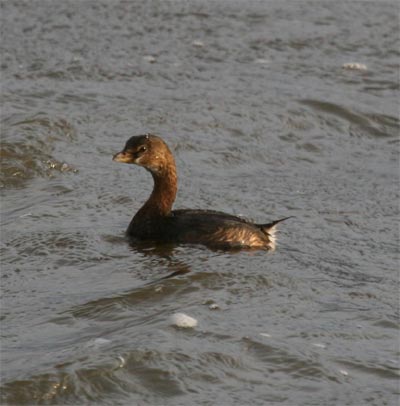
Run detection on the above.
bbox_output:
[112,151,132,163]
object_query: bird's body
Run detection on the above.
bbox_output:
[113,134,289,251]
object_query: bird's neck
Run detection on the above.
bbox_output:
[134,165,178,219]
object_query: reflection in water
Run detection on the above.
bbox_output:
[66,246,193,320]
[127,240,193,281]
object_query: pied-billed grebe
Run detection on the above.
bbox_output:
[113,134,289,250]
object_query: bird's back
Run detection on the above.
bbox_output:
[128,209,281,250]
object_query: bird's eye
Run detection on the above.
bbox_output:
[138,145,147,154]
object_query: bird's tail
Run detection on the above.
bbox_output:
[258,216,293,250]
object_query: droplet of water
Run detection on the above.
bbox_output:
[311,343,326,349]
[143,55,156,63]
[192,40,204,47]
[342,62,367,71]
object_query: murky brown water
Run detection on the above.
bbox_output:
[1,1,399,405]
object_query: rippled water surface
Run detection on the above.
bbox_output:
[1,1,399,405]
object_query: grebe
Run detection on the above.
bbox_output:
[113,134,289,250]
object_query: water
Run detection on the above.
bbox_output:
[1,1,399,405]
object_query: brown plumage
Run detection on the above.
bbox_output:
[113,134,290,250]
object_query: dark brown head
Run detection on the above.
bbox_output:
[113,134,175,175]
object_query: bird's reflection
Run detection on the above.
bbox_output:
[127,239,193,281]
[60,240,194,321]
